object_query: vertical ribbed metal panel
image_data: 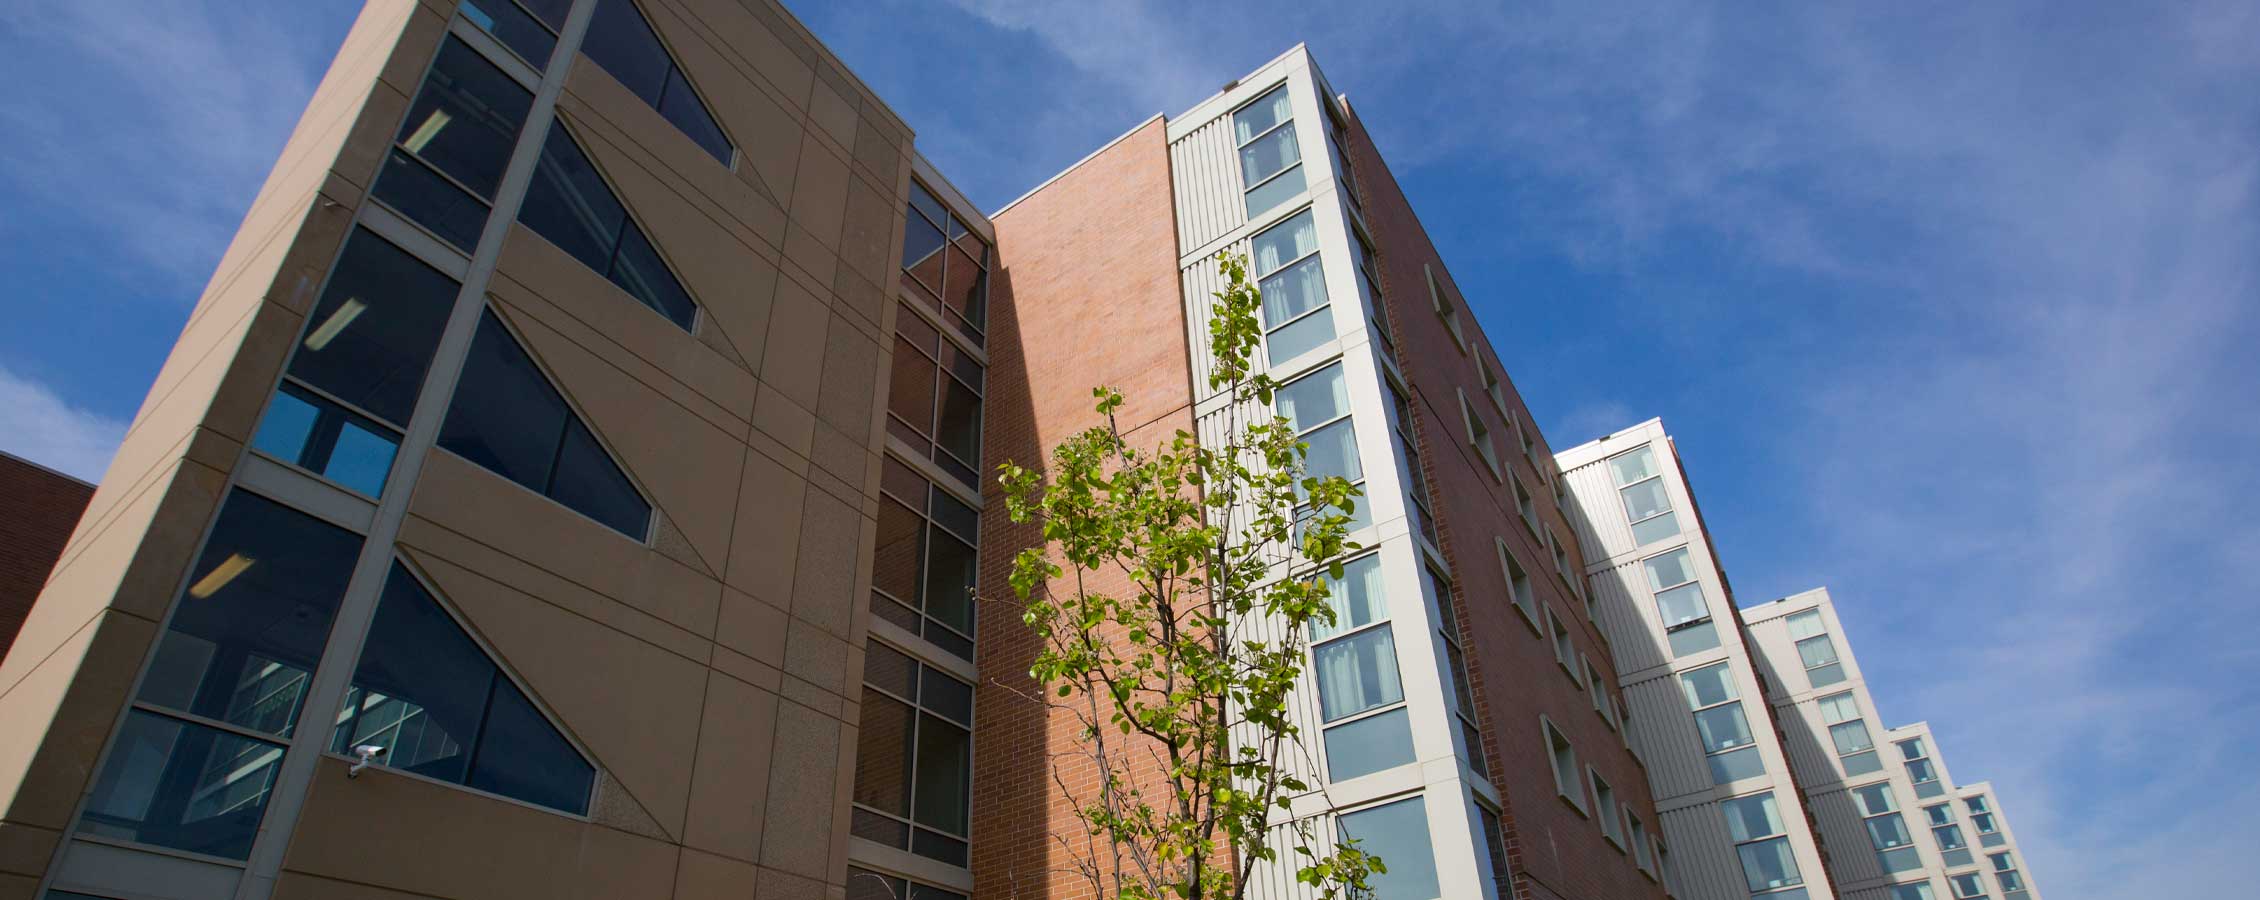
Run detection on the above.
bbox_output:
[1780,699,1843,790]
[1593,556,1668,674]
[1170,118,1244,255]
[1182,255,1230,401]
[1742,616,1800,698]
[1246,815,1337,900]
[1659,801,1748,900]
[1627,674,1713,800]
[1562,457,1635,560]
[1844,885,1898,900]
[1809,788,1885,883]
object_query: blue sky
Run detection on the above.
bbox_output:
[3,1,2255,895]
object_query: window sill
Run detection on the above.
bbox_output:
[1557,790,1589,818]
[1513,601,1542,637]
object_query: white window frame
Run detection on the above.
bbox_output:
[1542,715,1587,815]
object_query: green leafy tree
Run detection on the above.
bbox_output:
[995,252,1381,899]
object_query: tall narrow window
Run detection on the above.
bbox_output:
[1251,210,1332,366]
[1852,782,1923,872]
[900,180,991,344]
[517,122,700,329]
[333,562,594,813]
[581,0,732,164]
[1388,385,1437,546]
[1926,801,1972,866]
[1723,793,1808,899]
[460,0,569,68]
[253,229,460,498]
[871,455,980,660]
[1643,547,1720,655]
[1477,801,1513,900]
[1681,662,1765,783]
[439,311,652,539]
[373,36,534,251]
[887,302,985,488]
[851,642,975,867]
[1424,569,1486,777]
[1354,229,1394,361]
[78,491,364,860]
[1323,97,1361,210]
[1234,84,1304,219]
[1608,444,1680,547]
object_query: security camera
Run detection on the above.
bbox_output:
[347,744,387,779]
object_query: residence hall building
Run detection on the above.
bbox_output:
[1744,592,2044,900]
[1556,420,1837,900]
[0,4,2034,900]
[972,45,1667,900]
[0,452,95,658]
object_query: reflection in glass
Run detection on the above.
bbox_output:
[78,710,287,860]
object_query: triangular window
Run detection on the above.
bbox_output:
[517,121,700,330]
[580,0,733,165]
[440,310,653,539]
[332,562,595,815]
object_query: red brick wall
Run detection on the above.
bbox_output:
[0,453,95,658]
[1338,104,1668,900]
[973,117,1199,900]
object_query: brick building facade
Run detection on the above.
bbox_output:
[0,453,94,657]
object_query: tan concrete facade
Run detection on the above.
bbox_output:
[0,1,930,898]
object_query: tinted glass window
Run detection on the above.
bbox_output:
[334,563,593,814]
[440,311,651,539]
[373,149,491,250]
[1339,796,1441,900]
[135,491,365,736]
[1323,706,1413,781]
[461,0,557,68]
[516,123,698,329]
[252,382,399,497]
[385,36,532,221]
[518,125,628,270]
[1313,625,1402,721]
[442,310,570,487]
[582,0,671,101]
[582,0,731,164]
[77,710,284,860]
[286,229,461,428]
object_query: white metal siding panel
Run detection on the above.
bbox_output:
[1811,788,1886,883]
[1171,118,1243,256]
[1563,456,1635,561]
[1628,674,1713,801]
[1781,700,1844,790]
[1593,556,1668,674]
[1181,255,1242,402]
[1659,802,1750,900]
[1245,816,1335,900]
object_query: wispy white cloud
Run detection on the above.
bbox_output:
[0,0,333,290]
[0,365,126,483]
[910,3,2259,896]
